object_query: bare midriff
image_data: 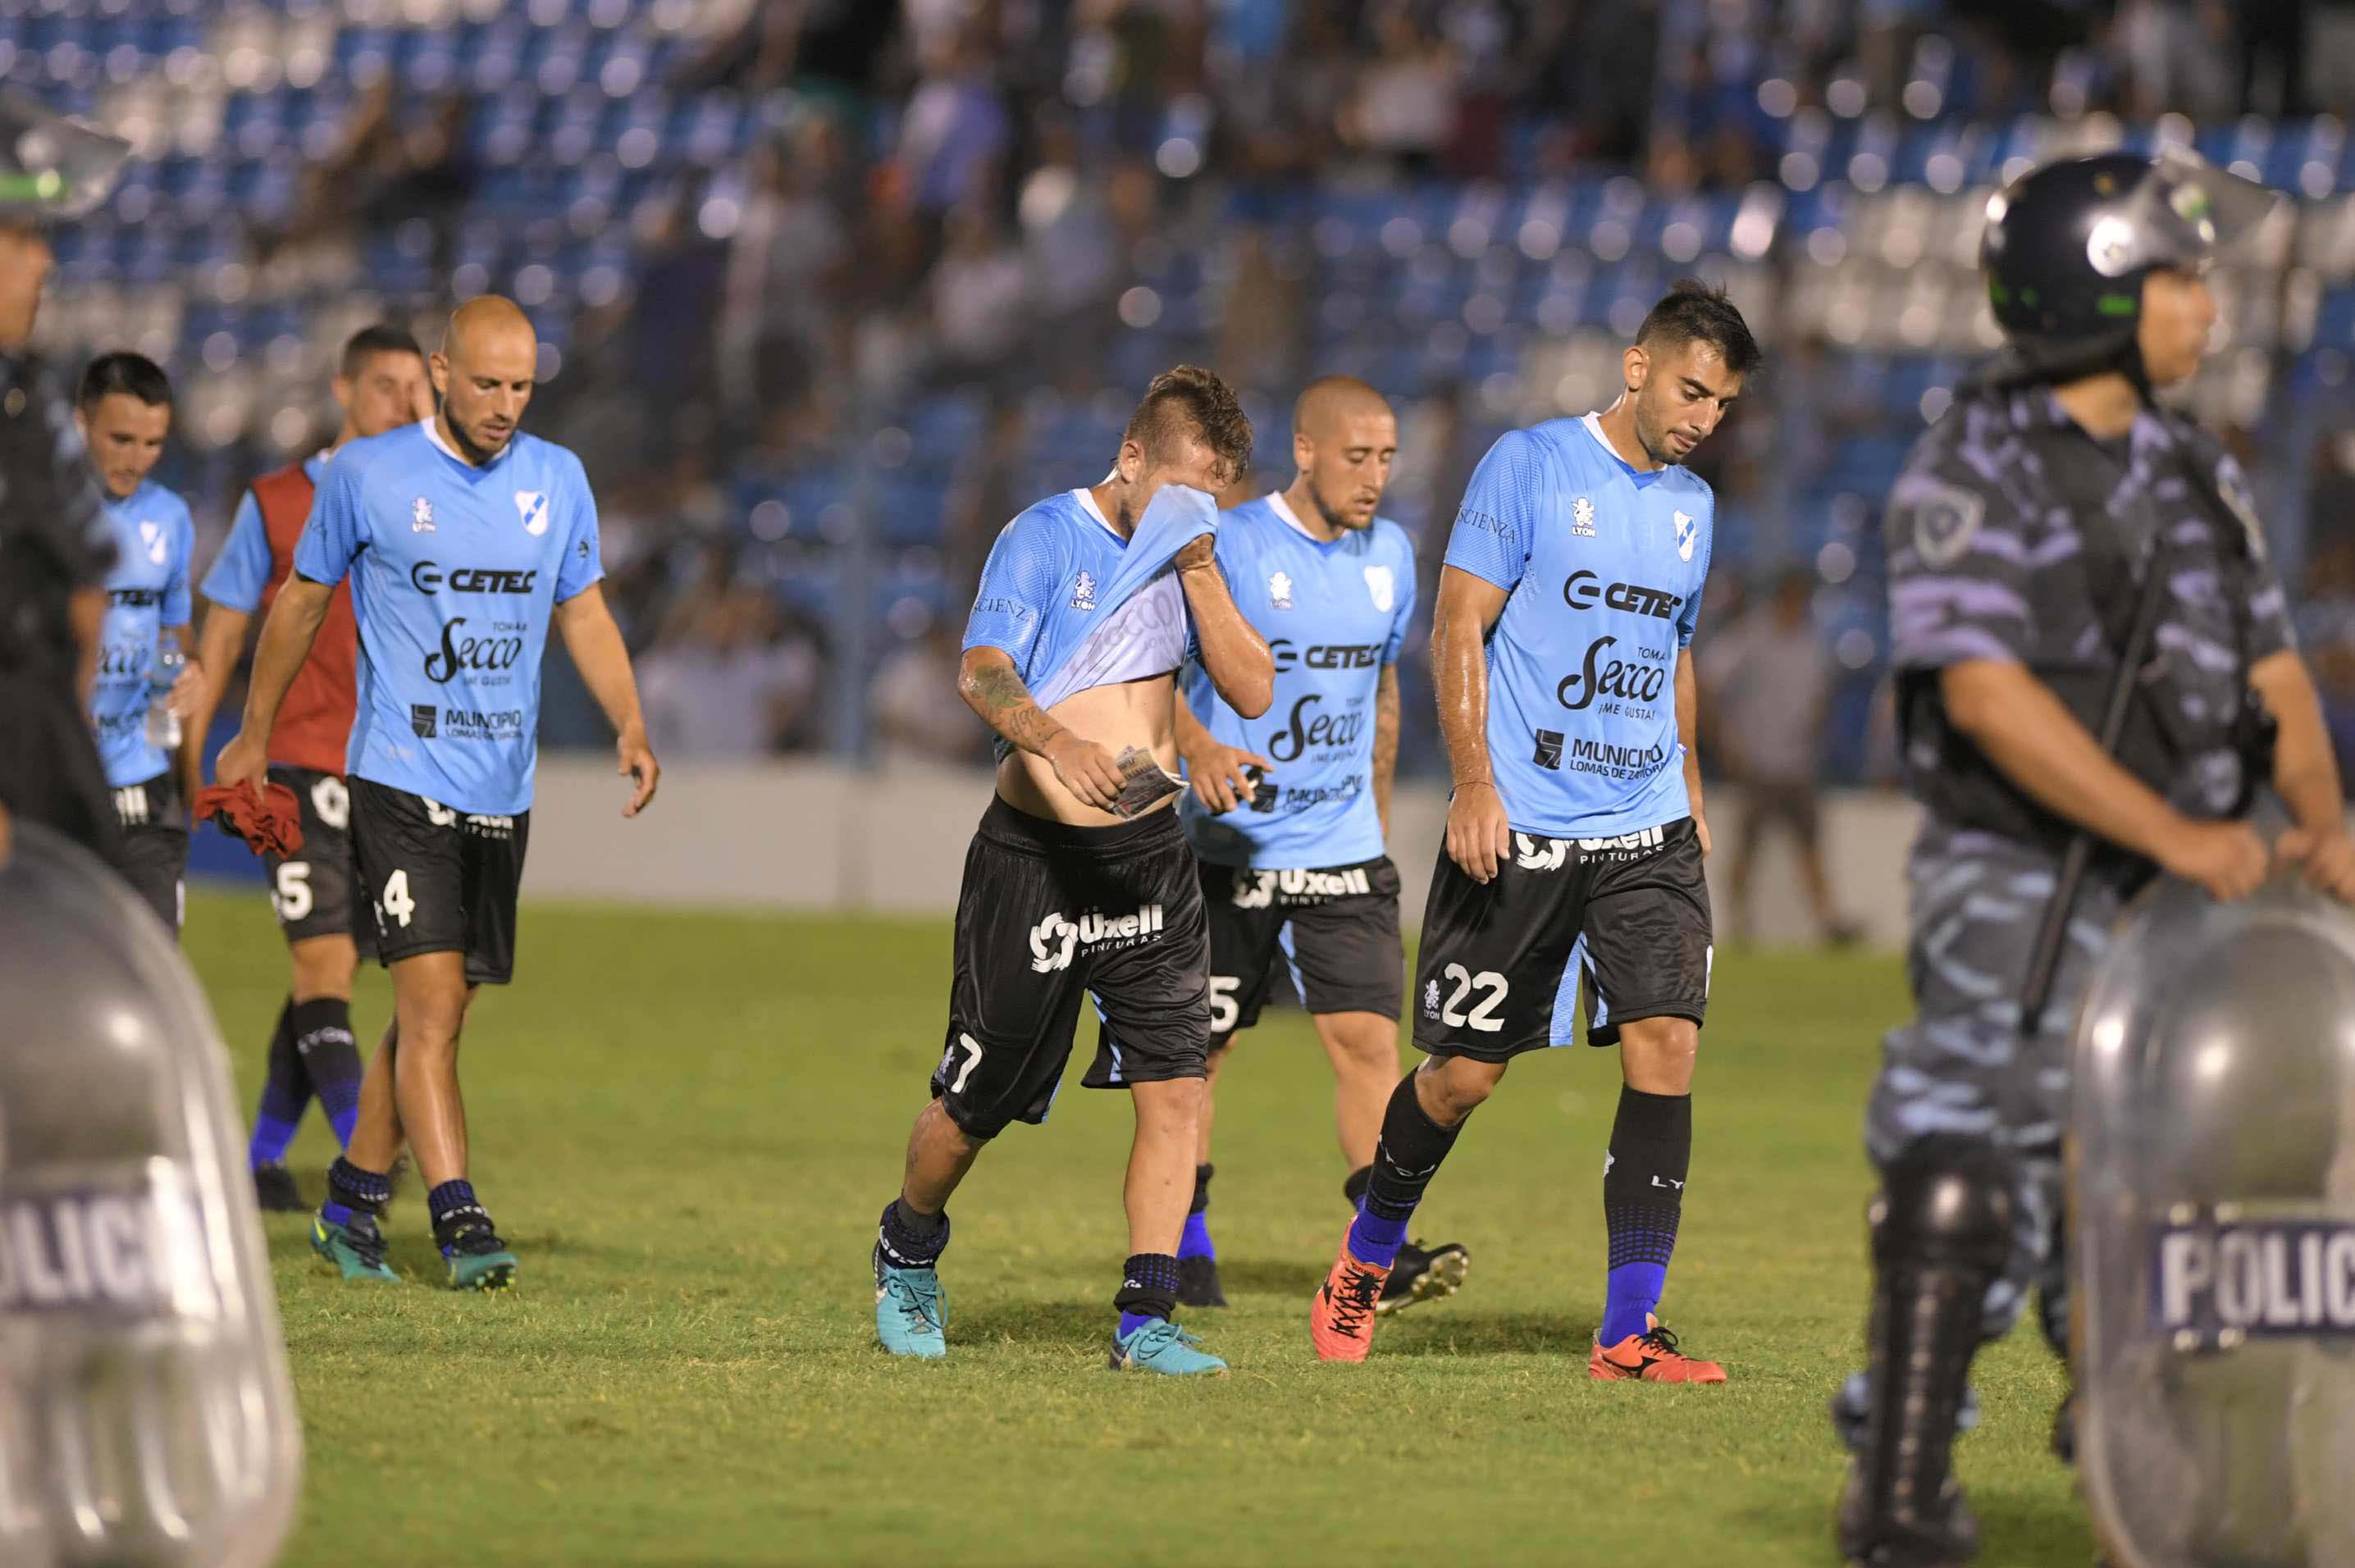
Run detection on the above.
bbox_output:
[996,670,1182,825]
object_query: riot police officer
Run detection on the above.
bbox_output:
[0,89,131,864]
[1837,147,2355,1566]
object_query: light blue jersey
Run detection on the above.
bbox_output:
[963,485,1216,759]
[200,450,326,611]
[1182,493,1414,868]
[1441,413,1714,838]
[293,418,602,816]
[90,479,194,786]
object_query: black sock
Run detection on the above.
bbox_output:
[1354,1077,1464,1266]
[1189,1164,1213,1215]
[427,1178,491,1246]
[878,1199,949,1269]
[1114,1252,1180,1328]
[289,996,363,1150]
[323,1155,391,1223]
[249,998,307,1168]
[1600,1086,1691,1344]
[1342,1164,1372,1209]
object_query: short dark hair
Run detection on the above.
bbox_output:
[341,323,425,380]
[75,351,171,410]
[1123,364,1253,486]
[1636,278,1763,380]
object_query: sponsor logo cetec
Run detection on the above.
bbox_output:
[1268,639,1382,673]
[2156,1220,2355,1338]
[1561,570,1681,619]
[411,561,538,595]
[107,586,165,608]
[1029,905,1165,973]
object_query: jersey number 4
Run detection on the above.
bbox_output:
[1440,963,1508,1032]
[381,869,416,928]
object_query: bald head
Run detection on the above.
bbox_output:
[1288,376,1397,535]
[431,294,536,465]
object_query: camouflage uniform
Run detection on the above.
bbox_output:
[1870,383,2293,1342]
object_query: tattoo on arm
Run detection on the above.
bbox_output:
[966,660,1065,757]
[1374,665,1400,832]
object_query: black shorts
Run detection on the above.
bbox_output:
[349,777,528,986]
[935,797,1210,1141]
[1413,817,1712,1060]
[111,770,187,934]
[263,765,375,955]
[1189,857,1404,1039]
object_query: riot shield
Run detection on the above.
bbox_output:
[2071,872,2355,1568]
[0,823,302,1566]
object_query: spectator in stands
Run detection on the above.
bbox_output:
[895,22,1011,223]
[721,117,856,416]
[1343,2,1461,175]
[637,585,814,761]
[1699,567,1860,946]
[927,203,1030,389]
[1018,109,1120,382]
[869,621,989,770]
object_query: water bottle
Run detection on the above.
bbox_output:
[0,824,304,1566]
[144,630,183,752]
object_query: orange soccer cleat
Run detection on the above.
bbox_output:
[1589,1317,1726,1383]
[1309,1226,1391,1362]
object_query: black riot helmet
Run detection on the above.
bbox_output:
[0,89,130,225]
[1977,147,2276,387]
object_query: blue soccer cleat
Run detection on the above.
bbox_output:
[873,1242,947,1360]
[1110,1318,1228,1376]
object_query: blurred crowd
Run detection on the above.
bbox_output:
[147,0,2355,784]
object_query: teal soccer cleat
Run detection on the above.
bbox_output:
[440,1217,518,1292]
[311,1210,400,1283]
[1109,1319,1228,1376]
[873,1242,947,1360]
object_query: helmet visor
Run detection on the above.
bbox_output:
[2083,146,2277,280]
[0,91,131,221]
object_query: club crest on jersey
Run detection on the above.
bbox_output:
[411,497,436,533]
[1071,571,1097,611]
[1572,496,1597,537]
[137,519,167,565]
[1363,564,1395,612]
[515,490,550,537]
[1268,571,1294,611]
[1674,509,1697,562]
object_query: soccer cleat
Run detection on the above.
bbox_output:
[872,1242,947,1360]
[253,1162,304,1213]
[310,1210,399,1283]
[1109,1319,1227,1376]
[439,1216,518,1292]
[1309,1227,1390,1362]
[1176,1254,1227,1308]
[1376,1238,1468,1316]
[1590,1319,1727,1383]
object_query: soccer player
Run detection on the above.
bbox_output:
[77,352,199,932]
[1308,280,1759,1378]
[216,295,659,1291]
[1147,375,1467,1314]
[189,325,432,1210]
[869,365,1272,1375]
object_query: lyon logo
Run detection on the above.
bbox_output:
[1071,571,1097,612]
[412,497,436,533]
[1674,509,1697,562]
[1572,497,1597,537]
[1268,571,1294,611]
[515,490,550,537]
[1363,564,1394,613]
[137,520,167,565]
[1514,833,1568,872]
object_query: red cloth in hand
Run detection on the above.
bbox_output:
[195,782,304,859]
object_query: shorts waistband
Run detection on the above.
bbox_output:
[979,793,1184,857]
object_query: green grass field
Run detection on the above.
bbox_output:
[184,889,2091,1567]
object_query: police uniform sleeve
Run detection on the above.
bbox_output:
[7,362,114,588]
[291,453,371,586]
[162,499,194,625]
[1884,454,2033,669]
[1441,428,1545,592]
[554,455,605,603]
[2216,450,2297,663]
[199,489,272,613]
[962,511,1062,668]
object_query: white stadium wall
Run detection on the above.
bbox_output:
[524,758,1925,948]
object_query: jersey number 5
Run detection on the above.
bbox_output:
[1440,963,1508,1032]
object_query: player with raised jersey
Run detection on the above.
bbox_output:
[216,297,659,1292]
[1308,280,1759,1379]
[77,352,199,932]
[868,366,1273,1376]
[191,325,431,1211]
[1143,376,1466,1315]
